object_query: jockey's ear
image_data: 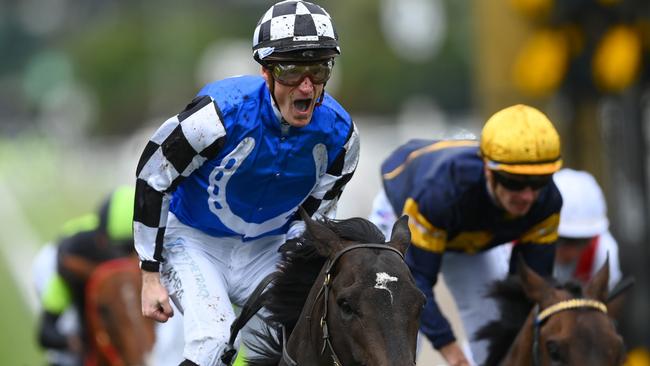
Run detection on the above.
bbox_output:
[388,215,411,255]
[585,255,610,302]
[298,207,343,256]
[517,255,553,304]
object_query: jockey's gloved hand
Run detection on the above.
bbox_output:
[279,238,304,256]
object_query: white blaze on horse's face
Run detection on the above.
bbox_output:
[374,272,398,304]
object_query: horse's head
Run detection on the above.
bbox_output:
[86,258,155,366]
[518,257,625,366]
[300,210,425,366]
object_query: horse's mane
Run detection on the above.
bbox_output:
[246,216,386,365]
[475,276,583,366]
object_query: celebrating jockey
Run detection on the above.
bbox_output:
[133,1,358,365]
[369,104,563,366]
[552,168,622,290]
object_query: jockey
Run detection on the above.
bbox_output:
[133,1,358,365]
[369,104,563,366]
[552,168,622,290]
[35,185,136,365]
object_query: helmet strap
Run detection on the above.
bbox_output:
[266,69,282,115]
[315,82,326,107]
[485,168,502,208]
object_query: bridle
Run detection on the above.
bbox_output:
[531,298,608,366]
[282,243,405,366]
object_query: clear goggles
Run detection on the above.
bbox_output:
[271,60,333,86]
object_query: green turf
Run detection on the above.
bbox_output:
[0,262,44,365]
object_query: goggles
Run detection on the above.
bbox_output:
[493,171,552,191]
[271,60,333,86]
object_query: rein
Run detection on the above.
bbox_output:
[531,299,608,366]
[282,243,405,366]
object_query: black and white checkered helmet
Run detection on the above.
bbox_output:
[253,0,340,65]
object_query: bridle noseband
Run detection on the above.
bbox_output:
[532,299,608,366]
[282,243,405,366]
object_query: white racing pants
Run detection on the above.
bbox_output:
[369,189,510,366]
[161,213,282,366]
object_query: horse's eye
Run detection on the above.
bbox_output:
[337,299,355,315]
[546,340,564,363]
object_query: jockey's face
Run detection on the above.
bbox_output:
[262,66,325,128]
[556,237,591,264]
[486,168,541,216]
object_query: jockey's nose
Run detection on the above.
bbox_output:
[297,76,315,92]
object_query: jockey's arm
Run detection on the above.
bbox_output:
[509,242,556,276]
[404,246,456,347]
[439,342,471,366]
[37,310,82,353]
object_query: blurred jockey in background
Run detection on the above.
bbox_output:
[370,104,563,366]
[32,185,184,366]
[552,168,622,290]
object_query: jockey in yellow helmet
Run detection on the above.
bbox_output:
[369,104,563,365]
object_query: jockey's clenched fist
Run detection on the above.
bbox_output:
[141,271,174,322]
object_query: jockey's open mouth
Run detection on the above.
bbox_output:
[293,98,313,112]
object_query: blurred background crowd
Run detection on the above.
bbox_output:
[1,0,650,364]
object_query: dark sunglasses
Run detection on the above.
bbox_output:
[493,172,552,191]
[271,60,333,86]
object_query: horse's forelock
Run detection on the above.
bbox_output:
[318,217,386,244]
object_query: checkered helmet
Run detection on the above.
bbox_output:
[252,0,340,65]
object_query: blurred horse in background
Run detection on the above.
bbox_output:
[85,257,155,366]
[476,257,627,366]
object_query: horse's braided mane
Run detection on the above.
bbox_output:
[475,276,583,366]
[246,216,386,366]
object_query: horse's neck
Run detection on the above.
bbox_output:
[502,308,536,366]
[284,270,330,365]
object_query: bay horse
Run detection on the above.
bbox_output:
[248,210,425,366]
[476,257,626,366]
[85,257,155,366]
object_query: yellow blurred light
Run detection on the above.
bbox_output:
[624,347,650,366]
[592,25,642,93]
[512,29,569,98]
[510,0,554,21]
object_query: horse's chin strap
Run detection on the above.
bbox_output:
[532,299,608,366]
[282,326,299,366]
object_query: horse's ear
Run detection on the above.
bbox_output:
[388,215,411,255]
[517,255,553,303]
[605,277,635,320]
[584,255,610,302]
[298,207,342,256]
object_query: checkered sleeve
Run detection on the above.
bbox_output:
[134,95,226,272]
[301,122,359,220]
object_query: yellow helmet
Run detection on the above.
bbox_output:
[480,104,562,175]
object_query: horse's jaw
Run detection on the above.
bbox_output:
[283,322,329,366]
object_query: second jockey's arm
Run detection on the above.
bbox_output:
[141,270,173,322]
[405,247,458,347]
[439,342,471,366]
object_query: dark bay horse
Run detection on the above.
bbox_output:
[476,257,626,366]
[85,257,155,366]
[248,211,425,366]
